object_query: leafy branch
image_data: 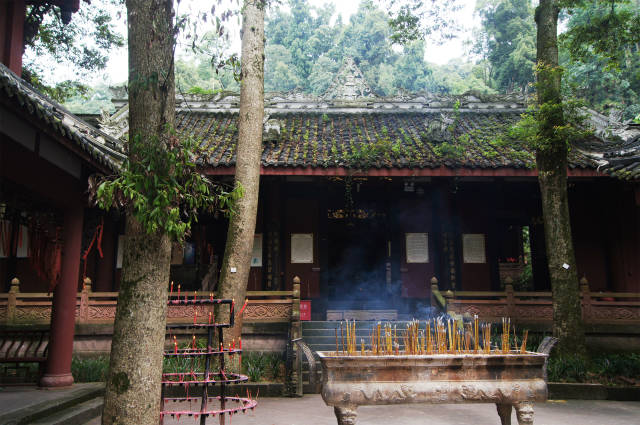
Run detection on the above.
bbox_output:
[90,127,243,242]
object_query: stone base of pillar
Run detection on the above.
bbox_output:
[39,372,74,388]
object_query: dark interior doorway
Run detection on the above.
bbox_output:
[326,212,390,309]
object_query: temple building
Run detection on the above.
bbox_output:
[2,50,640,387]
[99,57,640,319]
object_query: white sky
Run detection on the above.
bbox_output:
[72,0,477,86]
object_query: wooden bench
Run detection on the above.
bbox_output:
[0,330,49,383]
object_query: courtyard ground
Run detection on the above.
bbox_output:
[123,394,640,425]
[2,386,639,424]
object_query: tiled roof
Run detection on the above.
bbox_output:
[578,109,640,180]
[0,62,125,172]
[175,109,597,171]
[100,56,635,178]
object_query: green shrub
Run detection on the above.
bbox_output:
[163,337,208,374]
[242,352,268,382]
[548,353,640,385]
[71,356,109,382]
[548,355,589,383]
[266,352,284,380]
[241,351,284,382]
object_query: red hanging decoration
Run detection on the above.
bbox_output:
[81,217,104,282]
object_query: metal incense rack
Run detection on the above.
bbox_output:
[161,294,257,424]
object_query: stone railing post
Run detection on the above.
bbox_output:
[430,276,438,307]
[580,276,591,321]
[79,277,92,323]
[7,277,20,324]
[292,276,303,396]
[443,289,454,313]
[430,276,448,312]
[504,277,515,317]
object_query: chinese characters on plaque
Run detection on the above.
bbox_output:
[463,233,486,263]
[405,233,429,263]
[291,233,313,263]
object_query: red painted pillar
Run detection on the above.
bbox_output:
[40,203,84,388]
[0,0,26,74]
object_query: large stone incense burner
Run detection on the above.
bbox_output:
[317,351,548,425]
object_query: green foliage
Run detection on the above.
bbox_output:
[547,353,640,385]
[387,0,465,45]
[240,351,284,382]
[561,1,640,67]
[561,1,640,120]
[174,30,240,95]
[261,0,491,97]
[162,338,208,374]
[511,66,592,154]
[22,69,90,104]
[474,0,536,93]
[22,0,125,102]
[94,128,242,242]
[71,355,110,382]
[432,142,465,159]
[64,82,115,114]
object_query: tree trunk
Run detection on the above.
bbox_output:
[535,0,586,356]
[102,0,175,423]
[216,0,265,337]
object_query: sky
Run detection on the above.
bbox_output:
[47,0,477,86]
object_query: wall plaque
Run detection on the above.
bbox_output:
[291,233,313,264]
[463,233,486,264]
[251,234,263,267]
[406,233,429,263]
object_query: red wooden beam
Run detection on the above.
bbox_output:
[205,165,605,178]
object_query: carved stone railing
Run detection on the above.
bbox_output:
[0,277,298,326]
[430,277,640,325]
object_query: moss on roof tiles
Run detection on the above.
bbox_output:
[169,110,602,172]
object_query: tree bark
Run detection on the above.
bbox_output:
[535,0,586,356]
[216,0,265,337]
[102,0,175,423]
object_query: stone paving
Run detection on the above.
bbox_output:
[157,395,640,425]
[2,387,638,425]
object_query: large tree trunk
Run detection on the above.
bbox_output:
[216,0,265,336]
[102,0,175,423]
[535,0,586,356]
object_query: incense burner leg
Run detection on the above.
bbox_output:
[514,401,534,425]
[496,403,513,425]
[334,405,358,425]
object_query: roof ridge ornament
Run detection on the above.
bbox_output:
[322,57,376,101]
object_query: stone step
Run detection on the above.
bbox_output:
[0,383,104,425]
[31,397,103,425]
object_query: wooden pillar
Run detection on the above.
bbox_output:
[0,0,25,74]
[580,276,591,321]
[292,276,302,396]
[265,181,282,290]
[40,202,84,388]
